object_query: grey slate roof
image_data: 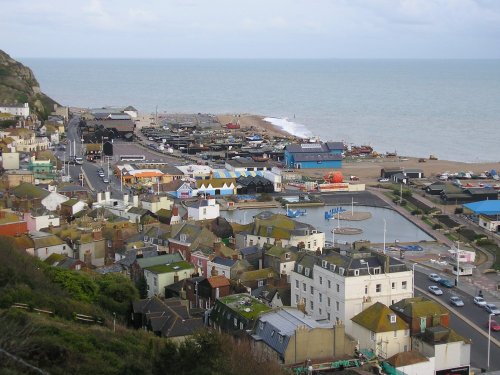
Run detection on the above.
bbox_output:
[252,308,331,357]
[293,153,342,162]
[136,253,183,268]
[211,256,236,267]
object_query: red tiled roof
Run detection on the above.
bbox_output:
[207,275,230,288]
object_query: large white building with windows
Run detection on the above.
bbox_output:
[290,249,413,334]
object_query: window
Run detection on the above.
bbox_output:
[374,267,381,274]
[404,345,408,352]
[258,280,264,287]
[303,283,306,292]
[305,268,310,277]
[404,329,409,337]
[307,242,311,249]
[310,286,314,295]
[153,277,157,286]
[327,297,331,307]
[271,330,275,337]
[336,301,339,311]
[240,323,244,330]
[327,312,331,320]
[319,293,322,303]
[298,265,303,273]
[390,314,397,323]
[295,294,299,304]
[310,301,314,310]
[63,245,66,250]
[319,308,322,315]
[402,281,407,289]
[319,276,323,285]
[328,280,331,288]
[392,282,396,289]
[278,334,284,344]
[314,240,317,247]
[336,284,340,293]
[295,280,299,289]
[354,269,359,276]
[233,317,238,326]
[203,208,207,215]
[376,284,382,293]
[365,285,368,294]
[393,331,397,338]
[249,239,254,246]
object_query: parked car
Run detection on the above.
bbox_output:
[489,319,500,332]
[428,285,443,296]
[485,304,500,315]
[438,278,454,288]
[428,273,441,282]
[449,296,464,307]
[378,178,390,183]
[102,178,109,184]
[474,296,487,307]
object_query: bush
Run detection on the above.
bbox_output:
[454,207,463,214]
[400,200,407,206]
[474,233,487,241]
[476,238,495,246]
[433,223,443,230]
[257,193,273,202]
[411,209,422,215]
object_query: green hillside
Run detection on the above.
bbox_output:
[0,236,285,375]
[0,50,59,120]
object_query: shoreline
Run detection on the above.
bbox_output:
[75,108,498,177]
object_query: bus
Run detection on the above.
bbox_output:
[120,155,146,161]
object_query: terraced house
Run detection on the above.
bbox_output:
[237,211,325,251]
[290,248,413,334]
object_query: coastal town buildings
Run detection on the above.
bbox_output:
[290,249,413,334]
[0,103,30,117]
[284,142,344,169]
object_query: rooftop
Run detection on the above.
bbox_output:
[351,302,408,333]
[145,261,194,275]
[218,294,271,320]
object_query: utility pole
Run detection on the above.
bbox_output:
[455,240,462,286]
[383,219,387,254]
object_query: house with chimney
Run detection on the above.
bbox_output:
[264,243,298,278]
[351,302,410,358]
[131,297,204,341]
[237,211,325,252]
[0,209,28,236]
[23,209,60,231]
[186,198,220,221]
[60,198,87,218]
[168,222,218,262]
[185,275,231,309]
[390,297,450,335]
[29,231,72,261]
[129,252,184,283]
[237,268,278,292]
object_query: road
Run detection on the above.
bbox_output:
[414,268,500,370]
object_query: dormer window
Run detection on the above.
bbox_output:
[180,234,187,242]
[389,314,397,323]
[322,260,328,268]
[305,268,310,277]
[354,269,360,276]
[330,264,336,272]
[339,267,344,276]
[297,265,303,273]
[374,267,381,274]
[285,253,291,260]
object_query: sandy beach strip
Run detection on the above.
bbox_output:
[217,114,298,140]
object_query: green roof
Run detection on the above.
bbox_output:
[12,183,50,199]
[0,210,22,224]
[33,234,65,248]
[391,297,449,319]
[352,302,408,333]
[218,294,271,320]
[61,198,79,207]
[145,261,194,274]
[239,268,276,282]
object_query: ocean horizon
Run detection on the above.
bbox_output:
[22,58,500,163]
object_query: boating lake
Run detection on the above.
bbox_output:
[221,205,434,244]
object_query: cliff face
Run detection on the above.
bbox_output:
[0,49,59,119]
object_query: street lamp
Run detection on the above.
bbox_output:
[455,241,462,287]
[412,263,417,297]
[488,312,494,370]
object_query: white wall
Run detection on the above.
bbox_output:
[396,357,435,375]
[1,152,20,170]
[41,192,70,211]
[351,323,410,358]
[35,243,72,261]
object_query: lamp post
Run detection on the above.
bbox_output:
[383,219,387,254]
[412,263,417,297]
[488,312,494,370]
[455,240,462,287]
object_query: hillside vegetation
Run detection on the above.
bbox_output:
[0,236,285,375]
[0,50,58,119]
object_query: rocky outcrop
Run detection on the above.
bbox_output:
[0,49,59,119]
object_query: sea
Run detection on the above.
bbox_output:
[21,58,500,163]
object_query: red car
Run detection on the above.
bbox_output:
[489,319,500,332]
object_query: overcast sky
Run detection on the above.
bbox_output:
[3,0,500,58]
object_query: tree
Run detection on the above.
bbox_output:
[136,275,148,299]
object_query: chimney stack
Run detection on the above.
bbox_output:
[123,194,129,204]
[92,227,102,241]
[132,195,139,207]
[213,239,222,257]
[104,191,111,202]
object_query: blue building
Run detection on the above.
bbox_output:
[284,142,344,169]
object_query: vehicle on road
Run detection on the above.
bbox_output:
[438,278,454,288]
[474,296,487,307]
[428,285,443,296]
[485,304,500,315]
[75,157,83,165]
[428,273,441,282]
[378,178,390,183]
[449,296,464,307]
[489,319,500,332]
[102,178,109,184]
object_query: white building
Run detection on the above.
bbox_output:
[241,212,325,252]
[206,256,236,278]
[140,195,173,214]
[41,191,70,212]
[30,231,72,260]
[385,351,434,375]
[187,198,220,221]
[264,168,283,192]
[0,103,30,117]
[23,211,60,231]
[1,152,20,170]
[143,261,195,297]
[412,326,470,375]
[351,302,410,358]
[92,192,142,222]
[479,214,500,233]
[290,250,413,334]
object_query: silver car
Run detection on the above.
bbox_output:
[485,304,500,315]
[428,285,443,296]
[473,296,487,307]
[449,296,464,307]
